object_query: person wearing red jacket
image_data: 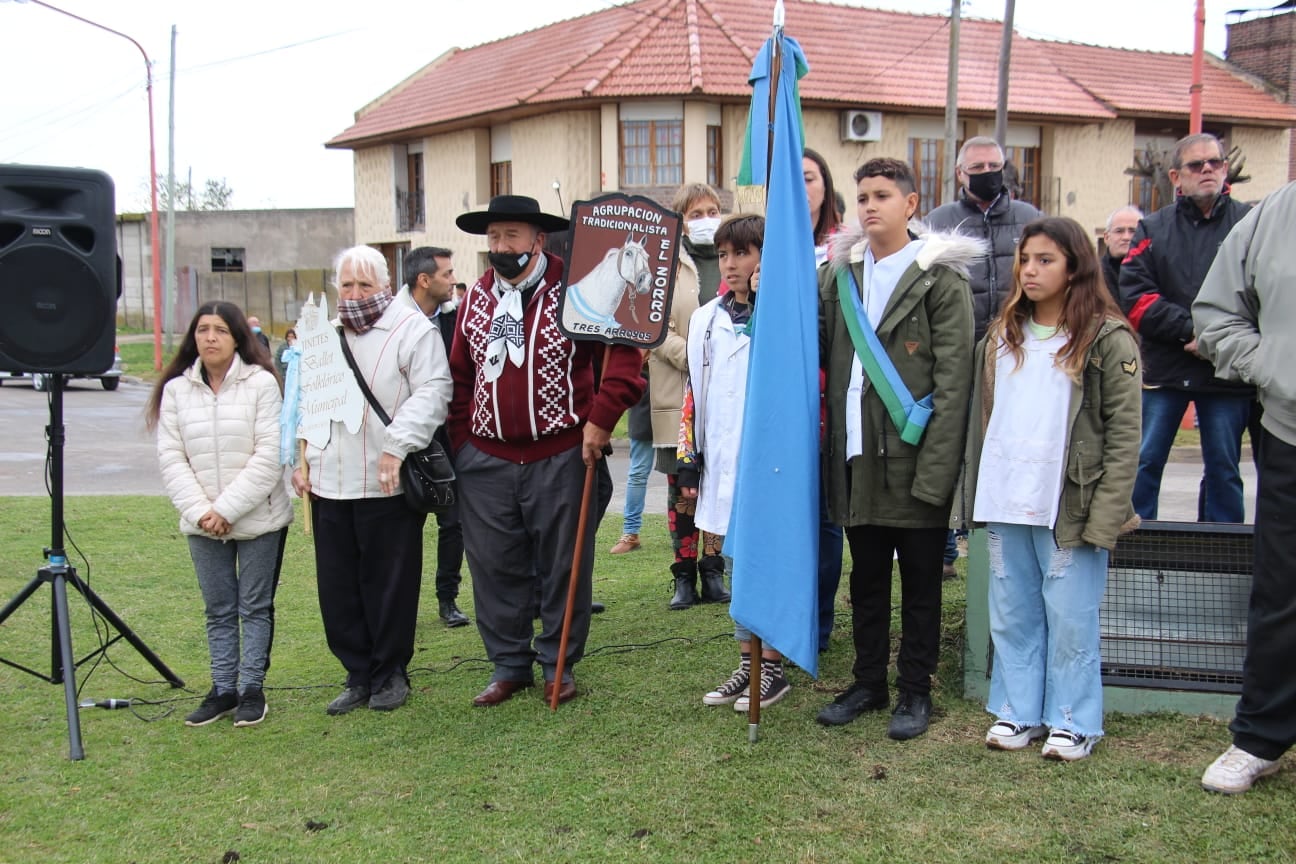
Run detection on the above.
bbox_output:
[449,195,644,708]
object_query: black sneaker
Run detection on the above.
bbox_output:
[185,687,238,727]
[233,687,268,727]
[816,682,889,726]
[326,685,371,716]
[369,675,410,712]
[887,691,933,740]
[733,668,792,712]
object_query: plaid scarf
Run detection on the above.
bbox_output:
[338,289,393,333]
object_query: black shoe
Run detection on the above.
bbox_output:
[698,555,731,603]
[590,601,606,614]
[369,674,410,711]
[816,682,889,726]
[326,685,371,716]
[185,687,238,727]
[887,691,933,740]
[668,561,699,610]
[233,687,267,727]
[439,599,470,628]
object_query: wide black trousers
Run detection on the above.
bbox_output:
[1231,428,1296,760]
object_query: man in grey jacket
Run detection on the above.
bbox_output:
[1193,179,1296,795]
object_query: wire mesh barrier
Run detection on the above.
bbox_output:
[1101,521,1253,693]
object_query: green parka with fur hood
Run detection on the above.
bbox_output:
[818,224,983,528]
[960,315,1143,550]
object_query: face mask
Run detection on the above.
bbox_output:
[488,251,532,280]
[967,170,1005,203]
[250,325,262,334]
[687,216,721,245]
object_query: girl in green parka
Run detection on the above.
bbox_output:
[967,217,1142,762]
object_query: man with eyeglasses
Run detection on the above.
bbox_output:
[1101,205,1142,306]
[926,136,1042,343]
[1119,133,1253,524]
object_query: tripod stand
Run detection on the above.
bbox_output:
[0,373,183,760]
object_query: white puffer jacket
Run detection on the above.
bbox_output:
[157,354,294,539]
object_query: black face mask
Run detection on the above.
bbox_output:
[967,169,1005,203]
[488,250,531,280]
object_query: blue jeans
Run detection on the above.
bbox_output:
[620,437,654,535]
[986,523,1108,737]
[1133,388,1250,523]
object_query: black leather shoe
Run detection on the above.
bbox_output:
[698,555,731,603]
[887,691,933,740]
[668,561,699,610]
[816,682,889,726]
[439,599,470,628]
[590,601,606,614]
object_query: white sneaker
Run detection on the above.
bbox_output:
[1041,728,1097,761]
[1201,745,1280,794]
[986,720,1047,751]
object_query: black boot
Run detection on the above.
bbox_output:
[668,560,699,610]
[698,555,731,603]
[439,599,470,628]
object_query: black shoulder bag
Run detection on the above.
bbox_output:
[336,327,456,514]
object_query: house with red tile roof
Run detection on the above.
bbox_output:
[326,0,1295,278]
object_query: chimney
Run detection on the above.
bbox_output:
[1226,8,1296,180]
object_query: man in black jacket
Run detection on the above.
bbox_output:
[402,246,471,628]
[925,136,1041,342]
[1100,205,1141,306]
[1119,133,1253,523]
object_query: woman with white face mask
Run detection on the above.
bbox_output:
[646,182,732,610]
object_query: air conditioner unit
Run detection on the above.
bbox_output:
[841,109,883,143]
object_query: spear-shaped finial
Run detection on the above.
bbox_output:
[773,0,785,27]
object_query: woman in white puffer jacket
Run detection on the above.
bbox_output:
[146,301,292,729]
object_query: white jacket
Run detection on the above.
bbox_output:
[305,298,451,499]
[157,354,293,539]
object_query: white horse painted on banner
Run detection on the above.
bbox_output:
[563,235,653,335]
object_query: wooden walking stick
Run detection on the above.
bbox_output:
[551,344,612,710]
[748,634,762,742]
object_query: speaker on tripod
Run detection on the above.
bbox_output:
[0,164,118,375]
[0,164,182,761]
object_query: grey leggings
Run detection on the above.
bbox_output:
[188,528,287,693]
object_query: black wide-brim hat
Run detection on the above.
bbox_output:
[456,194,570,235]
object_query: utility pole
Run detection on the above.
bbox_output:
[164,25,177,353]
[942,0,961,206]
[994,0,1016,149]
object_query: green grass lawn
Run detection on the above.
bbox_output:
[0,498,1289,863]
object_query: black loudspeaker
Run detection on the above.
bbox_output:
[0,165,118,374]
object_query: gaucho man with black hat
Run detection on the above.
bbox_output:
[448,195,644,708]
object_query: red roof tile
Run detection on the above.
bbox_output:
[326,0,1295,149]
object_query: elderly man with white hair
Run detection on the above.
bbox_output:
[1100,205,1142,306]
[291,245,451,715]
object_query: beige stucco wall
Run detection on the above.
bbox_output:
[352,146,393,244]
[1042,118,1136,236]
[1226,126,1292,203]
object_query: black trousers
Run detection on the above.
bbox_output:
[312,494,425,691]
[1231,428,1296,760]
[845,524,946,696]
[432,500,464,601]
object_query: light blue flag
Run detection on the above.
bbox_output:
[279,345,302,466]
[726,31,820,678]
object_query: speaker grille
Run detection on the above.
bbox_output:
[0,244,112,371]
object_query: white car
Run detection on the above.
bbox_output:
[0,345,124,392]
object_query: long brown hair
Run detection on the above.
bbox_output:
[804,148,840,247]
[995,217,1125,383]
[145,301,277,429]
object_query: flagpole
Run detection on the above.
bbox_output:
[747,0,786,745]
[551,343,612,710]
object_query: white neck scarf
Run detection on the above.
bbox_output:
[483,252,546,383]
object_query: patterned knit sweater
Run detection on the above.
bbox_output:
[448,254,645,463]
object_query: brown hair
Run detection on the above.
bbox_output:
[996,217,1126,383]
[803,148,841,247]
[145,301,277,429]
[853,157,917,196]
[714,214,764,254]
[671,182,722,217]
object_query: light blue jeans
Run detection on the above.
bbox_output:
[986,523,1108,737]
[620,436,654,535]
[188,530,286,693]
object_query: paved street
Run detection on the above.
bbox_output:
[0,376,1254,524]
